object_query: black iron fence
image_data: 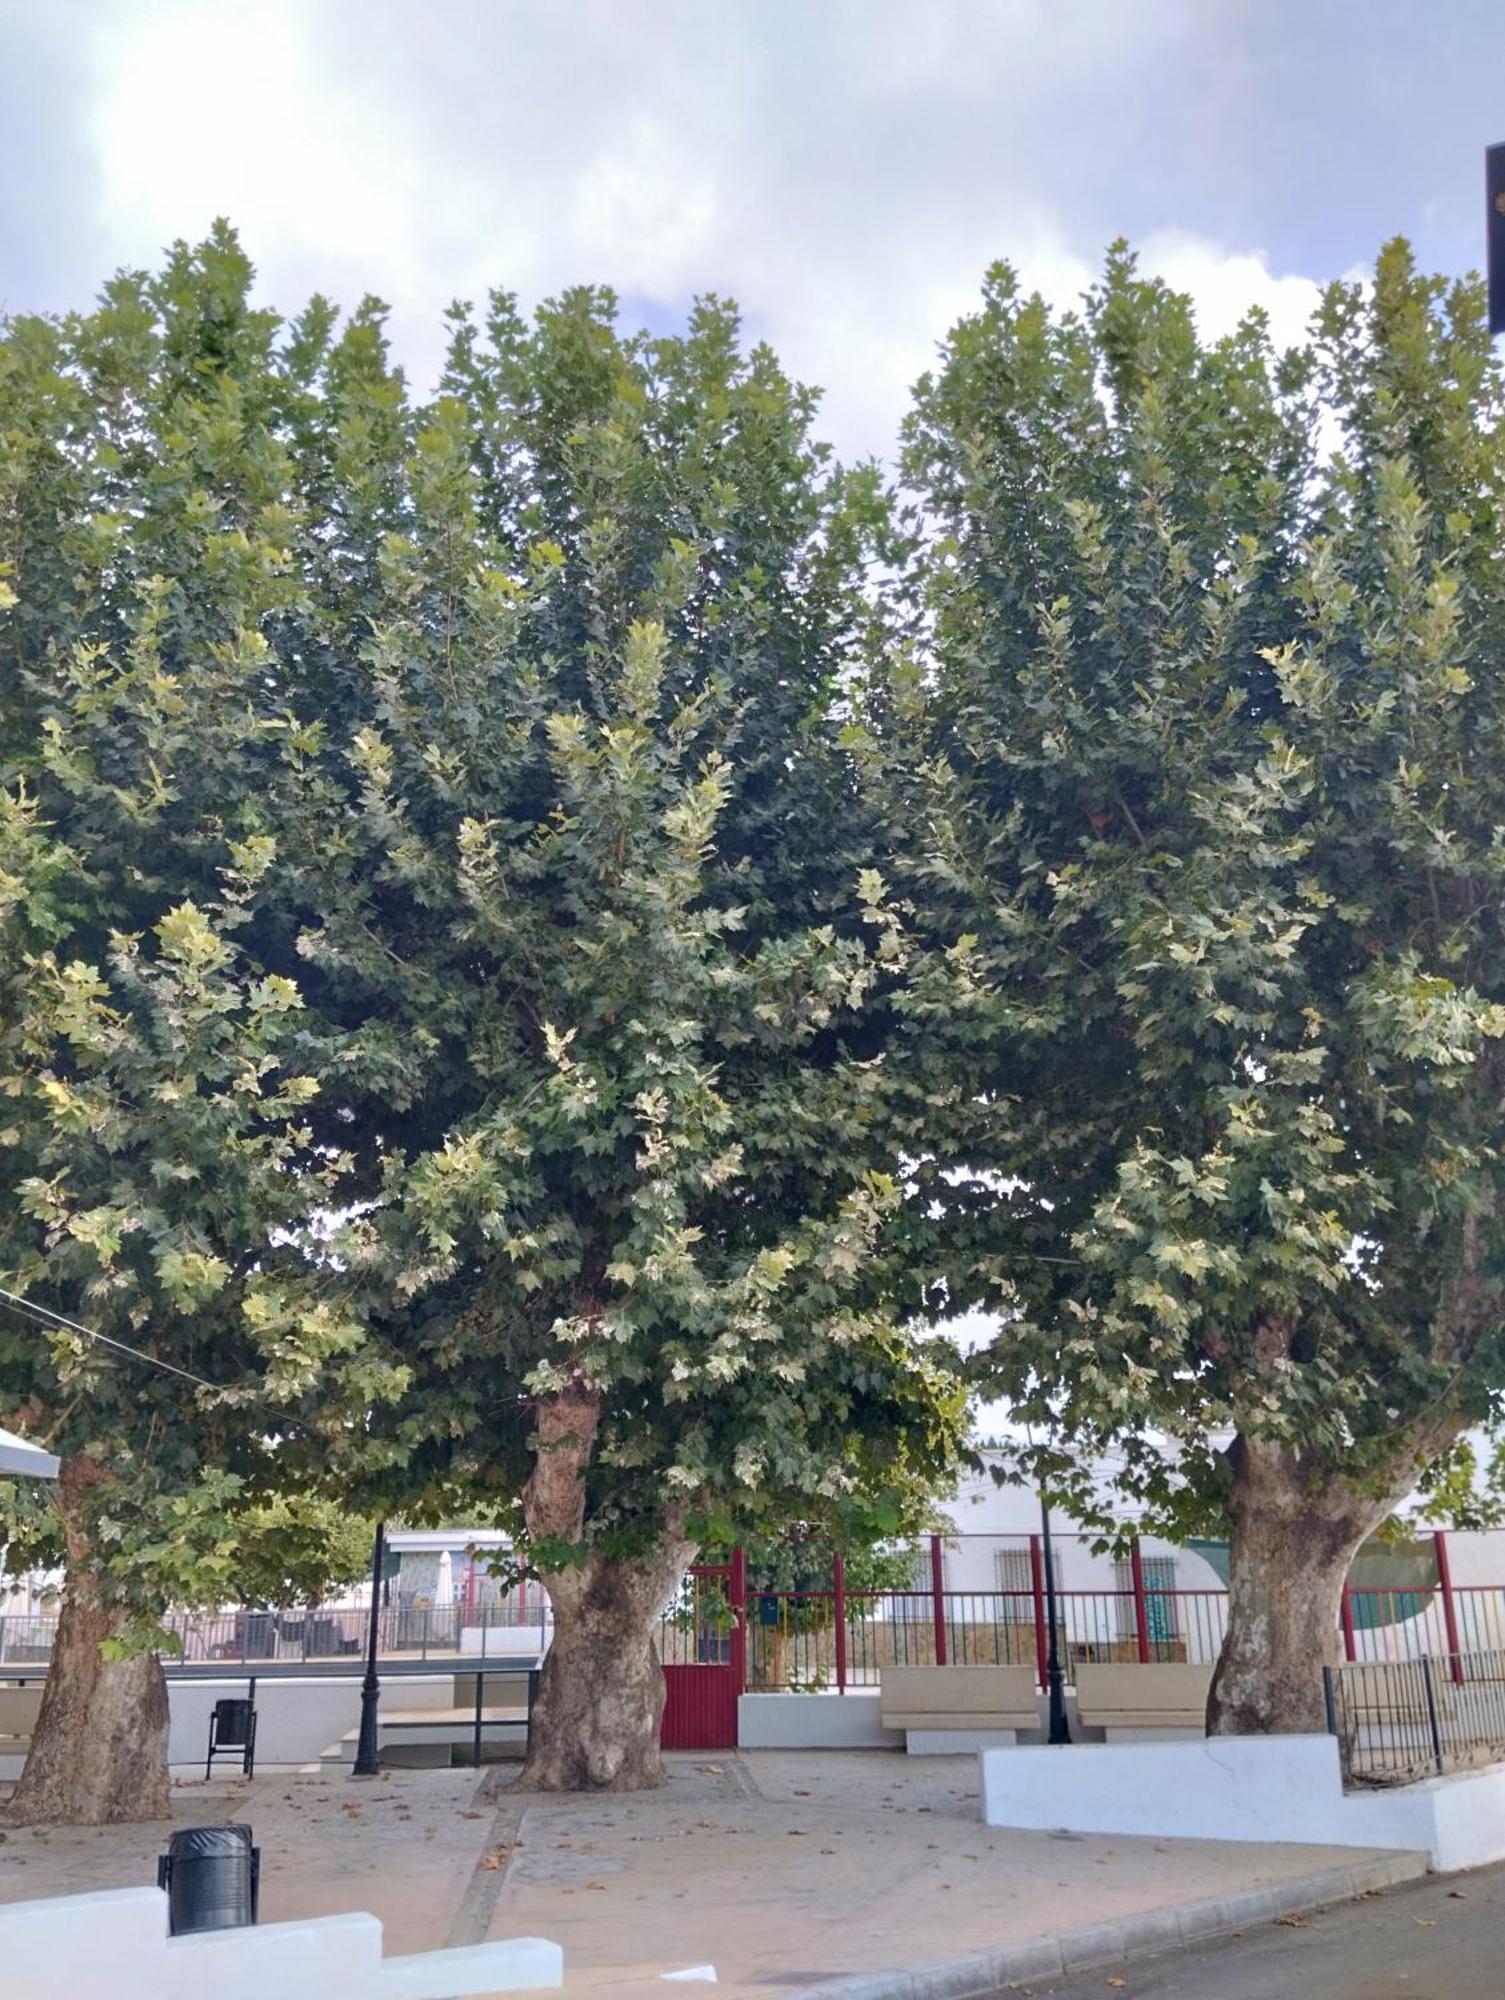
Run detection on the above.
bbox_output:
[1326,1649,1505,1786]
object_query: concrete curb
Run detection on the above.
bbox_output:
[788,1848,1431,2000]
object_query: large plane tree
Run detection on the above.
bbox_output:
[281,281,969,1789]
[0,232,386,1821]
[898,242,1505,1732]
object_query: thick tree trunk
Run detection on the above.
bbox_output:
[8,1458,170,1825]
[1206,1427,1459,1736]
[520,1539,694,1791]
[516,1377,695,1792]
[1206,1451,1364,1736]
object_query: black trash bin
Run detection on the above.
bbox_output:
[157,1823,261,1935]
[215,1697,253,1743]
[242,1610,276,1657]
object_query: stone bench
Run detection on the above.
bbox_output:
[878,1664,1039,1754]
[1073,1662,1211,1741]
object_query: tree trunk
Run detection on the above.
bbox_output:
[1206,1429,1451,1736]
[520,1539,694,1791]
[8,1457,170,1825]
[516,1377,696,1792]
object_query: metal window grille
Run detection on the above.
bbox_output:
[994,1546,1036,1621]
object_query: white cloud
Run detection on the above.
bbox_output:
[72,0,1328,466]
[1137,229,1324,353]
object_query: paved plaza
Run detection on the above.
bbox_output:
[0,1751,1426,1996]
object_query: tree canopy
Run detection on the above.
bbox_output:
[896,240,1505,1726]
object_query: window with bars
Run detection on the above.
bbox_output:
[995,1545,1036,1622]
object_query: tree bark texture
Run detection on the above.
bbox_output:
[1207,1428,1452,1736]
[517,1379,695,1791]
[7,1457,170,1825]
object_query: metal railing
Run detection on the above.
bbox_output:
[1327,1649,1505,1787]
[0,1597,552,1668]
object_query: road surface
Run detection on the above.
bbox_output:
[1022,1861,1505,1999]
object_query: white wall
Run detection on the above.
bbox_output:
[738,1691,901,1749]
[978,1734,1505,1872]
[166,1674,458,1770]
[0,1886,561,2000]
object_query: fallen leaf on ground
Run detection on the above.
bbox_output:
[1413,1918,1438,1927]
[1273,1915,1305,1928]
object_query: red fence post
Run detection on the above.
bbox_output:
[929,1534,949,1666]
[1029,1534,1049,1687]
[1340,1580,1357,1662]
[1129,1538,1152,1664]
[1434,1530,1465,1684]
[832,1552,848,1693]
[729,1546,748,1698]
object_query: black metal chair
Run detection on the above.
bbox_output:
[204,1694,258,1780]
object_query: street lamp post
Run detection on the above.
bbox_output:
[351,1520,386,1779]
[1040,1499,1070,1744]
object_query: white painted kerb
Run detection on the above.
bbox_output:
[979,1733,1505,1871]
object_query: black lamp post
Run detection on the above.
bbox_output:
[1040,1499,1070,1744]
[351,1520,386,1779]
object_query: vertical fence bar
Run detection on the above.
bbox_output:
[1029,1535,1049,1688]
[729,1546,747,1702]
[1322,1664,1337,1738]
[1420,1656,1445,1776]
[1129,1539,1151,1664]
[832,1552,848,1694]
[473,1668,484,1767]
[929,1536,948,1667]
[1434,1531,1465,1685]
[1340,1581,1357,1662]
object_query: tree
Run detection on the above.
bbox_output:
[0,232,381,1821]
[897,242,1505,1732]
[224,1495,377,1610]
[276,283,971,1789]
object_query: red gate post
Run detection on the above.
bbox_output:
[729,1546,748,1698]
[1434,1530,1465,1685]
[1029,1535,1049,1686]
[929,1534,949,1666]
[1129,1538,1152,1664]
[1340,1580,1357,1662]
[832,1552,848,1693]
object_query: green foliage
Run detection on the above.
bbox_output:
[896,241,1505,1529]
[1,228,969,1627]
[222,1494,377,1607]
[0,226,394,1632]
[282,276,971,1555]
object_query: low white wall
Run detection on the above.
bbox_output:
[978,1734,1505,1871]
[738,1691,901,1750]
[459,1626,547,1658]
[0,1886,562,2000]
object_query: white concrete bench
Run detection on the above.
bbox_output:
[879,1664,1039,1754]
[1074,1662,1211,1740]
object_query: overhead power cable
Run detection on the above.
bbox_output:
[0,1283,316,1437]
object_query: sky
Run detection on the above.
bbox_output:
[5,0,1504,468]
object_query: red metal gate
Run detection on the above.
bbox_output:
[661,1551,745,1750]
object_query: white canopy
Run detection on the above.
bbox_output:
[0,1426,60,1480]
